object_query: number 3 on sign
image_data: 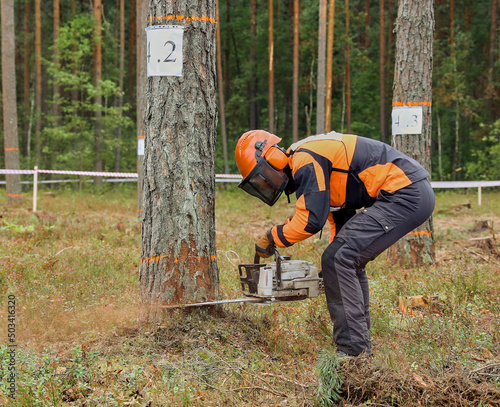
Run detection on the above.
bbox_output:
[146,25,184,77]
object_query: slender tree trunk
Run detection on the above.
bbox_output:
[93,0,103,185]
[23,0,31,157]
[268,0,275,134]
[224,0,231,102]
[316,0,327,134]
[364,0,370,49]
[2,0,22,204]
[325,0,335,133]
[216,0,229,173]
[345,0,351,133]
[136,0,147,215]
[34,0,42,165]
[293,0,300,142]
[114,0,125,174]
[128,0,136,100]
[450,0,455,46]
[140,0,219,319]
[379,0,386,142]
[249,0,258,129]
[437,111,443,181]
[489,0,497,119]
[389,0,435,266]
[52,0,60,119]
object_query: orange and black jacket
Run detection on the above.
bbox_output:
[269,132,429,247]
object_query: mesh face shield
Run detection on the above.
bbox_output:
[238,158,289,206]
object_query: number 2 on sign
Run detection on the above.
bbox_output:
[147,41,176,64]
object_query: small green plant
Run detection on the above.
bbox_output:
[315,349,343,406]
[0,220,35,233]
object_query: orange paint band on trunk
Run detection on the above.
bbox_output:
[7,194,22,197]
[141,254,217,265]
[392,102,432,107]
[4,148,19,151]
[149,15,216,24]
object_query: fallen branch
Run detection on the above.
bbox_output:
[463,248,500,267]
[261,372,313,389]
[230,385,288,398]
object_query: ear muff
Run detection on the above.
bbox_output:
[264,146,288,171]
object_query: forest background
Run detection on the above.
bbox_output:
[1,0,500,182]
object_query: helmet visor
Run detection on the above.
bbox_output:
[238,158,289,206]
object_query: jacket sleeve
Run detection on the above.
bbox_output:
[270,151,331,248]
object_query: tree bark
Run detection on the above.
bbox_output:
[268,0,275,134]
[216,0,229,173]
[2,0,22,204]
[388,0,435,266]
[316,0,327,134]
[93,0,103,185]
[292,0,299,142]
[140,0,219,319]
[325,0,335,133]
[379,0,386,142]
[137,0,147,216]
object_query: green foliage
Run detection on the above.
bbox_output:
[465,122,500,180]
[42,14,133,173]
[315,350,343,406]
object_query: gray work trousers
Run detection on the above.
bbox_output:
[321,179,435,356]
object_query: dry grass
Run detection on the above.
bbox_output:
[0,184,499,406]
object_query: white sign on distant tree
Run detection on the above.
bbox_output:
[146,25,184,77]
[391,106,423,135]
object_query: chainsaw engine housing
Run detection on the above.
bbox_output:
[238,255,324,302]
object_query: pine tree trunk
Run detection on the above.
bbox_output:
[388,0,435,266]
[325,0,335,133]
[23,0,31,157]
[316,0,327,134]
[249,0,258,129]
[128,0,136,101]
[268,0,275,134]
[114,0,125,174]
[292,0,300,142]
[93,0,103,185]
[136,0,147,216]
[34,0,42,166]
[379,0,386,142]
[216,0,229,173]
[52,0,60,120]
[2,0,22,204]
[345,0,351,133]
[139,0,219,320]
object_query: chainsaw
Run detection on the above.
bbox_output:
[162,249,324,308]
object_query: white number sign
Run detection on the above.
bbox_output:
[146,25,184,77]
[137,138,144,156]
[391,106,423,135]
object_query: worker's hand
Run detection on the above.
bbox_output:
[255,232,275,258]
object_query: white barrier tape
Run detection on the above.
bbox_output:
[1,168,243,179]
[431,181,500,188]
[0,169,35,175]
[4,169,500,187]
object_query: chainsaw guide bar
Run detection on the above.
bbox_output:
[162,250,324,309]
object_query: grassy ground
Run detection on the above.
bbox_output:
[0,184,499,406]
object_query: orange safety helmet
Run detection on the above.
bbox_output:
[235,130,289,206]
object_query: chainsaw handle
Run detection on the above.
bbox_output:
[253,247,279,265]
